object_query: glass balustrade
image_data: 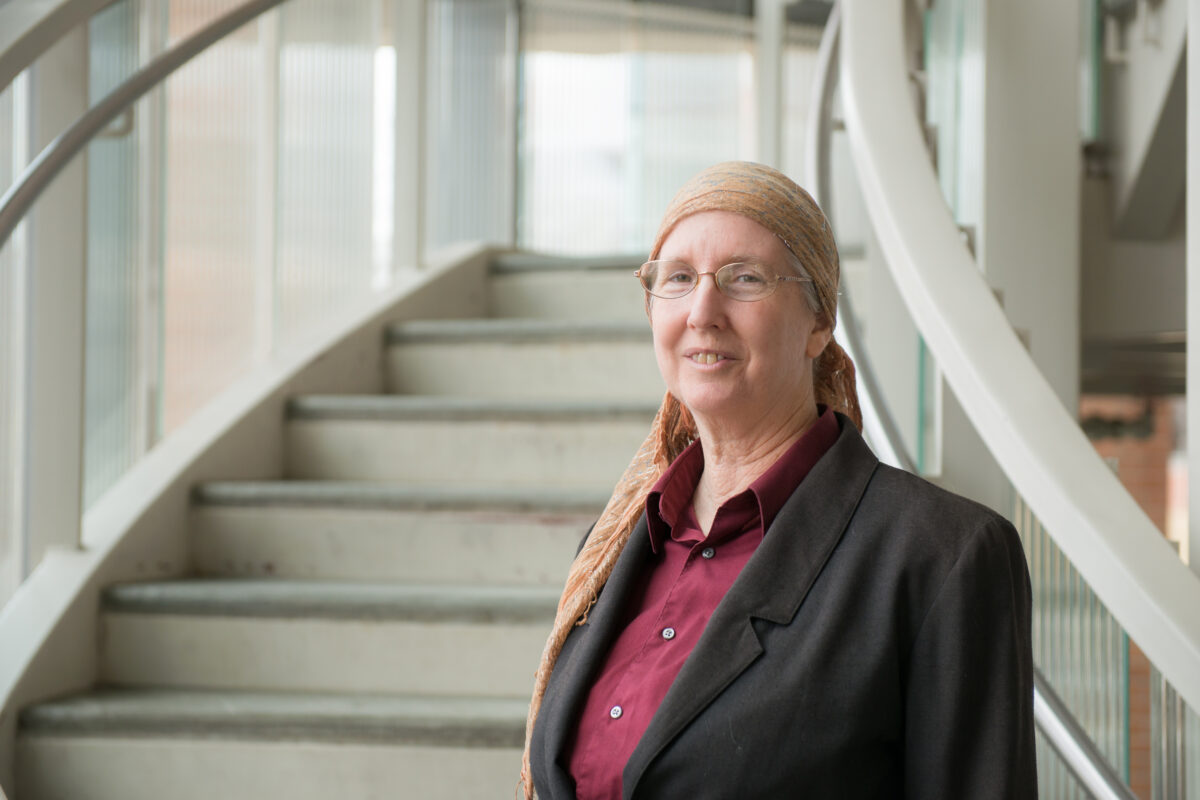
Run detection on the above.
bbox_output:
[1035,734,1095,800]
[2,0,392,589]
[1016,494,1131,793]
[425,0,517,254]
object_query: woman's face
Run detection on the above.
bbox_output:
[649,210,831,430]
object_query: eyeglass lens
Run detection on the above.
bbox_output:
[638,261,779,301]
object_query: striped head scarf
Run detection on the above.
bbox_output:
[519,161,861,798]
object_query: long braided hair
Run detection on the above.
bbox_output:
[519,162,861,798]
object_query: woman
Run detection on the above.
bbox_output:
[521,162,1036,799]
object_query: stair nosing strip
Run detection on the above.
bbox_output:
[20,690,527,747]
[385,318,649,345]
[489,253,642,274]
[287,396,661,422]
[193,482,609,512]
[101,580,560,624]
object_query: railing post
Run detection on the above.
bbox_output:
[20,27,89,573]
[754,0,787,168]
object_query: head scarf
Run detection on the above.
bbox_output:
[519,161,861,798]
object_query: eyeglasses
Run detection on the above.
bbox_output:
[635,260,813,302]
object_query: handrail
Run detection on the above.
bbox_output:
[1034,669,1140,800]
[839,0,1200,722]
[808,9,1142,797]
[0,0,116,93]
[0,0,291,252]
[802,2,915,474]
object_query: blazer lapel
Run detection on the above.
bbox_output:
[538,517,654,794]
[623,419,879,797]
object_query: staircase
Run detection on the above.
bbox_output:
[13,254,662,799]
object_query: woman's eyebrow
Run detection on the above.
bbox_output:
[655,253,766,265]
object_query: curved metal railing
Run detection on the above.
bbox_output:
[836,0,1200,792]
[804,8,1138,798]
[0,0,291,251]
[802,2,914,474]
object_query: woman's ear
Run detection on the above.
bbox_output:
[806,316,833,360]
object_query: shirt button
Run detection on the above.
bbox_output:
[609,705,623,719]
[662,627,676,640]
[701,547,716,559]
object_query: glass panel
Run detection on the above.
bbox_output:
[518,0,755,256]
[275,0,377,345]
[85,0,154,507]
[1035,726,1093,800]
[160,5,265,431]
[426,0,516,254]
[1188,702,1200,800]
[1150,670,1200,799]
[1015,494,1130,782]
[922,0,983,233]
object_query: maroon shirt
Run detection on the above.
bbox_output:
[566,408,840,799]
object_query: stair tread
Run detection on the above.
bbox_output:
[102,580,560,622]
[490,252,642,273]
[287,395,661,421]
[193,481,609,511]
[20,688,527,746]
[387,317,648,344]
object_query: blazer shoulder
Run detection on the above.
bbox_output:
[854,463,1025,582]
[867,463,1013,531]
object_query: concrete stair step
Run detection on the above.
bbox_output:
[385,317,660,400]
[285,396,656,488]
[487,254,647,321]
[192,482,599,584]
[99,580,557,696]
[18,689,524,800]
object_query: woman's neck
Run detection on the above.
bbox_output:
[690,401,819,535]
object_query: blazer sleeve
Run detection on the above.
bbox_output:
[903,517,1038,799]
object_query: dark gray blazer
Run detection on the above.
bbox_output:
[531,414,1036,799]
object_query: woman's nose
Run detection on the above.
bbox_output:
[687,272,728,326]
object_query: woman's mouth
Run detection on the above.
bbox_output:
[688,352,728,365]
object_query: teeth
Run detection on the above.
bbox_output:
[691,353,724,365]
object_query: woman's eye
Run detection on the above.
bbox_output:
[666,271,696,284]
[730,268,766,283]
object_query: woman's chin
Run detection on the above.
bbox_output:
[675,390,751,427]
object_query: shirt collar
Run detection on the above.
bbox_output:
[644,407,840,553]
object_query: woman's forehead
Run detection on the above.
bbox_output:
[657,210,789,263]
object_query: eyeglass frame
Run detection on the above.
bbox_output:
[634,260,814,302]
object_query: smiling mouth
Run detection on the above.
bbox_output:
[689,353,728,365]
